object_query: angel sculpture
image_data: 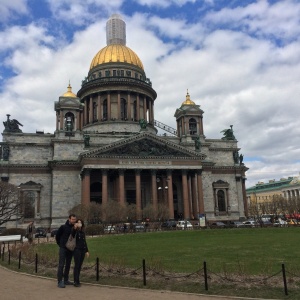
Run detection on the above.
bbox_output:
[220,125,235,140]
[3,114,23,133]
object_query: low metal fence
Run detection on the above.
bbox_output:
[0,244,295,296]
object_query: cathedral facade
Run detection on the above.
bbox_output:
[0,15,248,228]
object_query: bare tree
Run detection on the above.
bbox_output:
[0,182,22,226]
[126,204,137,222]
[69,202,102,224]
[157,203,169,221]
[101,200,127,223]
[142,204,156,221]
[89,201,102,224]
[69,203,90,222]
[248,200,259,219]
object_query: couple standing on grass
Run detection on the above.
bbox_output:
[55,214,90,288]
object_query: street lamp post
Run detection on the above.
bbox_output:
[157,176,169,221]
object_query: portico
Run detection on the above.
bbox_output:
[80,165,204,221]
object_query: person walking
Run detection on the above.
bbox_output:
[55,214,77,288]
[26,222,35,244]
[72,219,89,287]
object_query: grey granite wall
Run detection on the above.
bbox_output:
[51,170,81,227]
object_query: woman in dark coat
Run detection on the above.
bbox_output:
[72,219,89,287]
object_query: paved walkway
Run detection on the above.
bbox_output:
[0,265,275,300]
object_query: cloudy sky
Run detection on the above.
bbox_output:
[0,0,300,188]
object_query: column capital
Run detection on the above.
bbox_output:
[166,169,173,176]
[101,169,108,175]
[196,169,203,175]
[82,169,91,176]
[118,169,125,175]
[151,170,157,176]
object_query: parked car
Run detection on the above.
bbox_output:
[273,219,288,227]
[104,225,116,233]
[176,220,193,230]
[35,228,47,238]
[228,221,244,228]
[133,223,145,232]
[161,220,177,229]
[260,220,273,227]
[210,222,227,229]
[50,228,58,237]
[286,219,297,226]
[243,220,258,228]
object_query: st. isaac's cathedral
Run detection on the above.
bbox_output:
[0,15,248,228]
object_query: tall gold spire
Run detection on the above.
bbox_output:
[182,89,195,105]
[62,82,77,98]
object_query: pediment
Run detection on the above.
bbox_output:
[20,181,41,186]
[82,132,206,159]
[19,181,42,189]
[213,180,229,188]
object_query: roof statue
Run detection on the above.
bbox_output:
[233,150,239,164]
[195,136,201,151]
[239,153,244,165]
[221,125,235,140]
[3,114,23,133]
[139,119,147,130]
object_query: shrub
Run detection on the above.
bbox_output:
[85,224,103,236]
[1,228,26,236]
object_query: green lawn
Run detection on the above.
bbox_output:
[39,227,300,275]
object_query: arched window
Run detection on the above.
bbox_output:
[217,190,226,212]
[103,99,107,120]
[189,118,197,135]
[24,191,35,219]
[121,98,127,120]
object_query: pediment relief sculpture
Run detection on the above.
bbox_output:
[101,139,190,157]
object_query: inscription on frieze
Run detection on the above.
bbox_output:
[119,160,172,165]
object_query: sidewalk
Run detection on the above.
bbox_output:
[0,265,274,300]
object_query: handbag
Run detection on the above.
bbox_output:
[65,233,76,251]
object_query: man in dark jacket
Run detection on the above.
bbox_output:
[55,214,77,288]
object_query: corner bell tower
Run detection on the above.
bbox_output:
[54,83,83,136]
[174,91,204,143]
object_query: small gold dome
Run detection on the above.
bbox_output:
[182,91,195,105]
[62,83,77,98]
[90,44,144,70]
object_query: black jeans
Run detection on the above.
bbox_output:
[57,247,73,282]
[73,248,85,284]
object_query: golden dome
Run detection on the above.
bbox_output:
[90,44,144,70]
[62,83,77,98]
[182,90,195,105]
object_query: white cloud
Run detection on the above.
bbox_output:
[1,21,106,133]
[46,0,124,25]
[204,0,300,42]
[133,0,196,8]
[0,0,29,22]
[145,15,206,45]
[0,24,54,52]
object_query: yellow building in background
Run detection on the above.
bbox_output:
[246,175,300,216]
